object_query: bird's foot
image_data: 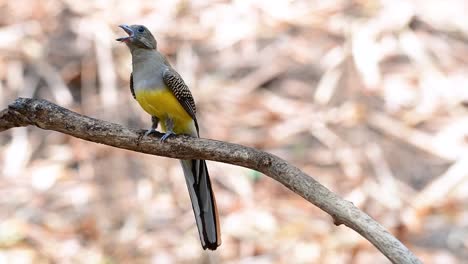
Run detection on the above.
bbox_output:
[160,131,175,142]
[144,128,157,137]
[137,128,158,146]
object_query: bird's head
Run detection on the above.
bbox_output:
[116,24,157,50]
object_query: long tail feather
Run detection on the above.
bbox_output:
[180,159,221,250]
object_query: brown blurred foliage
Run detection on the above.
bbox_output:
[0,0,467,263]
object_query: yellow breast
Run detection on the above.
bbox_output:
[135,88,193,133]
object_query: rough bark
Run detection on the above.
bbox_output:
[0,98,421,264]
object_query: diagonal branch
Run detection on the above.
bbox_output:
[0,98,421,264]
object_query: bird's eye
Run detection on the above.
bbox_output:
[138,27,145,33]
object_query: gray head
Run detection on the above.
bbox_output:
[116,24,157,50]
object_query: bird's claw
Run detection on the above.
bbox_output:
[137,128,157,146]
[160,131,175,142]
[144,128,157,137]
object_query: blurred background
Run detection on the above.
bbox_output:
[0,0,467,263]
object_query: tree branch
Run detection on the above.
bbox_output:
[0,98,421,264]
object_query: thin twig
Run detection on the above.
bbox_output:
[0,97,421,264]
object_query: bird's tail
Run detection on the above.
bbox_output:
[180,159,221,250]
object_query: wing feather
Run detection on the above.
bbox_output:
[129,73,136,99]
[162,68,199,132]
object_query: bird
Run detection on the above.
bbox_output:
[116,24,221,250]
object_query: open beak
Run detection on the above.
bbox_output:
[116,24,134,42]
